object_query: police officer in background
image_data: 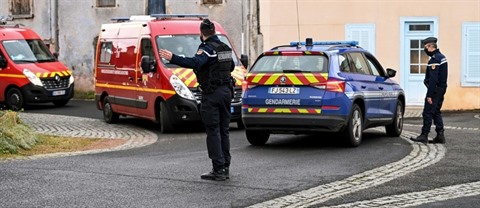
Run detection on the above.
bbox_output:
[159,19,235,181]
[411,37,448,144]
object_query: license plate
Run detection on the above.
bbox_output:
[269,87,300,94]
[52,90,66,96]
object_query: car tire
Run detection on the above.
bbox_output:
[159,101,174,133]
[52,99,70,107]
[385,100,404,137]
[6,88,25,111]
[246,130,270,146]
[103,97,119,124]
[343,104,363,147]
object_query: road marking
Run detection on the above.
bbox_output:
[474,114,480,120]
[404,124,480,131]
[248,129,446,208]
[320,181,480,208]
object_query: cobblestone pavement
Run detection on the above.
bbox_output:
[248,129,447,208]
[6,113,158,161]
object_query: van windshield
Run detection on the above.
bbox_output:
[156,35,239,67]
[2,39,56,63]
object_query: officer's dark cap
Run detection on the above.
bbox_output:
[422,37,437,45]
[200,19,215,31]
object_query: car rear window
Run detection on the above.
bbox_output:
[250,54,328,73]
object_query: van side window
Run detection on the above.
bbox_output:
[99,42,113,63]
[338,54,352,73]
[141,38,154,58]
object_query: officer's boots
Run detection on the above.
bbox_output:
[410,133,428,144]
[201,168,227,181]
[433,131,446,144]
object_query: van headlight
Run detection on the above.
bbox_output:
[23,69,43,86]
[69,74,75,86]
[170,75,195,100]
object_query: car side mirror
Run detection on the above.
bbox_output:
[141,56,156,73]
[386,68,396,78]
[240,54,249,68]
[0,56,7,68]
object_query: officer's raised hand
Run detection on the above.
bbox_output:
[159,49,173,61]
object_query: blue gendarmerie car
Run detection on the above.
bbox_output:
[241,38,405,147]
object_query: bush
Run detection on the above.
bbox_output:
[0,111,38,154]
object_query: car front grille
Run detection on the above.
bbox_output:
[41,76,70,89]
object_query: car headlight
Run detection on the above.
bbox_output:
[23,69,43,86]
[170,75,195,100]
[69,73,75,86]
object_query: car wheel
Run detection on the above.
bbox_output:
[6,88,25,111]
[343,104,363,147]
[103,97,119,124]
[52,99,70,107]
[386,100,404,137]
[246,130,270,146]
[159,101,174,133]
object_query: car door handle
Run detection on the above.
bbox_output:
[379,87,384,90]
[137,77,142,81]
[128,77,133,82]
[361,86,367,89]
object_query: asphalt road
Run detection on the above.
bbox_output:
[1,100,479,207]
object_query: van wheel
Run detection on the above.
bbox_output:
[159,101,174,133]
[6,88,25,111]
[343,104,363,147]
[103,97,119,123]
[386,100,404,137]
[246,130,270,146]
[52,99,70,107]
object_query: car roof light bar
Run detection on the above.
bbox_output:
[290,40,359,47]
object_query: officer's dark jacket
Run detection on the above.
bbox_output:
[424,49,448,97]
[170,35,234,89]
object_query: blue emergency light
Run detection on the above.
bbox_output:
[290,40,359,47]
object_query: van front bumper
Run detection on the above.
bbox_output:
[21,83,74,103]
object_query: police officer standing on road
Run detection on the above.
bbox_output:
[411,37,448,144]
[159,19,235,181]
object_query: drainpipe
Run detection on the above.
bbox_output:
[54,0,59,53]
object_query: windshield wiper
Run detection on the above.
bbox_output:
[283,69,310,73]
[15,60,37,63]
[37,58,56,63]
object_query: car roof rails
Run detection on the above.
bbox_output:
[110,14,208,23]
[150,14,208,20]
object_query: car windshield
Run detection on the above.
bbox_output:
[250,54,328,73]
[2,39,56,63]
[156,34,239,67]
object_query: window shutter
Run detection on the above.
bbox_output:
[345,24,376,55]
[463,23,480,85]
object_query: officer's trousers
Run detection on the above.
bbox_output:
[421,87,447,134]
[200,85,232,171]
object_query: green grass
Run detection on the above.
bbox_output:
[73,90,95,100]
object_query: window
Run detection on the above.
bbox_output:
[97,0,116,7]
[409,39,429,74]
[338,54,352,73]
[345,24,376,55]
[348,53,370,75]
[141,38,154,58]
[99,42,113,64]
[202,0,222,4]
[462,22,480,87]
[365,55,385,77]
[9,0,33,18]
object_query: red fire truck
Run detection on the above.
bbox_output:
[94,14,248,133]
[0,16,74,110]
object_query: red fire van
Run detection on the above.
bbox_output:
[0,17,74,110]
[94,14,248,133]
